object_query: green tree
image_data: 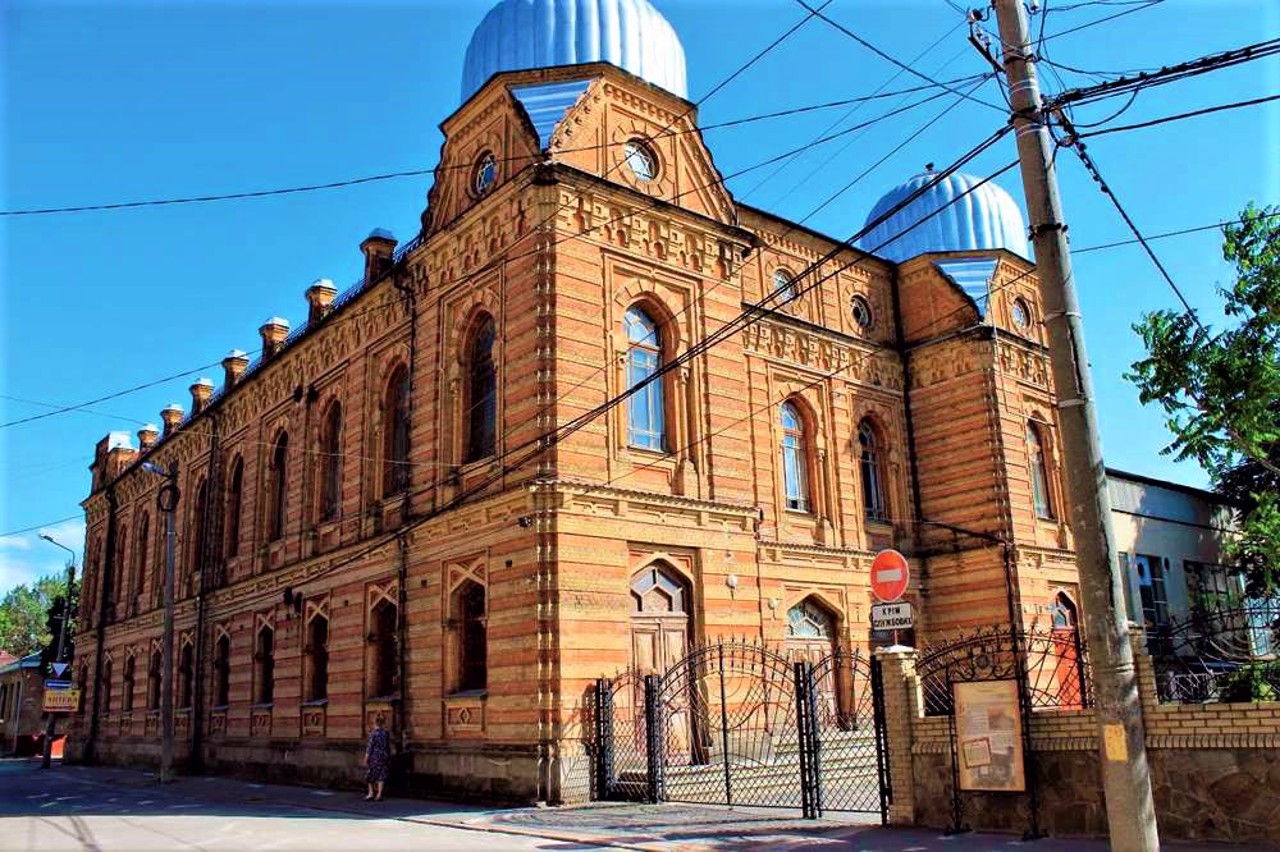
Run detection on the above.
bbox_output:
[1128,203,1280,594]
[0,574,69,657]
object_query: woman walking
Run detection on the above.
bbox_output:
[363,715,390,801]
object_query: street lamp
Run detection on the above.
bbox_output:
[37,533,77,770]
[142,461,180,784]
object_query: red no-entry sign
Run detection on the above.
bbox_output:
[870,549,910,603]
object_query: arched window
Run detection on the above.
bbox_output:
[780,401,809,512]
[178,640,194,710]
[122,655,136,713]
[268,433,289,542]
[1051,592,1078,630]
[304,613,329,702]
[225,456,244,558]
[382,367,411,495]
[773,268,796,302]
[213,634,231,707]
[191,478,209,575]
[132,513,149,611]
[148,650,162,711]
[1028,421,1054,519]
[452,581,487,693]
[367,601,398,698]
[787,598,836,639]
[254,626,275,705]
[320,403,342,520]
[112,530,127,618]
[625,306,665,451]
[859,420,888,522]
[465,316,497,463]
[101,659,113,714]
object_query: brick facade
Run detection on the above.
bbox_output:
[67,63,1080,802]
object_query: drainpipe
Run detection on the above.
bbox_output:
[391,253,418,773]
[86,485,119,764]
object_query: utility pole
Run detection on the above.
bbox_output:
[145,462,180,784]
[37,535,76,770]
[990,2,1159,850]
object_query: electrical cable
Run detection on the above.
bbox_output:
[793,0,1006,113]
[1074,93,1280,138]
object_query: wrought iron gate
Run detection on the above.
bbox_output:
[593,642,888,821]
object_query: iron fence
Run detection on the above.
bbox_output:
[1150,601,1280,703]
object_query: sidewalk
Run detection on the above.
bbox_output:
[25,761,1271,851]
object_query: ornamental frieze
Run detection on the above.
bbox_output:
[996,339,1051,389]
[741,323,901,389]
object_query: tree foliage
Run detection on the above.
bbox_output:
[1128,203,1280,593]
[0,574,70,658]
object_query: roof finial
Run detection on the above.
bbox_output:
[925,162,935,173]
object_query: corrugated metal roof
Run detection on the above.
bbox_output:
[861,171,1029,263]
[510,79,593,150]
[461,0,687,102]
[933,257,1000,317]
[0,651,43,676]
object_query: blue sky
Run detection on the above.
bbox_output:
[2,0,1278,593]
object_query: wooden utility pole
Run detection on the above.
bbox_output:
[990,2,1159,850]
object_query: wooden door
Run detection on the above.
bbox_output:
[630,566,692,758]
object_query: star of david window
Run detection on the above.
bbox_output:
[473,151,497,196]
[624,139,658,182]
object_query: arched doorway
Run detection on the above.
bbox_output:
[786,597,850,724]
[629,564,691,675]
[1049,591,1085,709]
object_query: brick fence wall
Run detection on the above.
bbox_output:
[877,635,1280,845]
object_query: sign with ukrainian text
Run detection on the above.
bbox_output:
[43,688,80,714]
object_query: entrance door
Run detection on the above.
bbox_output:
[630,565,692,757]
[785,598,844,722]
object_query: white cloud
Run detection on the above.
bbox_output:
[0,519,85,596]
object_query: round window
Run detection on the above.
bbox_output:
[1011,298,1031,329]
[850,294,873,330]
[473,151,497,196]
[623,139,658,182]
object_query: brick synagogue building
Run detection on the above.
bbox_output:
[67,0,1083,803]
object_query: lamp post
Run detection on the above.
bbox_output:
[142,461,180,784]
[37,534,77,770]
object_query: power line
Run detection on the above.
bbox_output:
[1073,210,1280,254]
[1057,114,1203,323]
[793,0,1005,112]
[1074,92,1280,138]
[0,515,84,539]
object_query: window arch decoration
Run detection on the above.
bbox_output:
[1027,419,1055,519]
[780,399,812,512]
[319,400,343,520]
[268,431,289,542]
[786,596,838,639]
[624,304,666,452]
[366,581,399,699]
[381,364,411,496]
[463,314,497,464]
[213,628,231,708]
[304,598,330,703]
[858,417,889,522]
[225,455,244,559]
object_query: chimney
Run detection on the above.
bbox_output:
[360,228,397,284]
[306,278,338,325]
[189,377,215,415]
[160,403,185,437]
[259,317,290,359]
[222,349,250,387]
[138,423,160,451]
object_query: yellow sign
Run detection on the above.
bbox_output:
[953,679,1026,792]
[43,689,80,713]
[1104,723,1129,762]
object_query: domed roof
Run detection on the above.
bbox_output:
[461,0,688,103]
[860,169,1028,263]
